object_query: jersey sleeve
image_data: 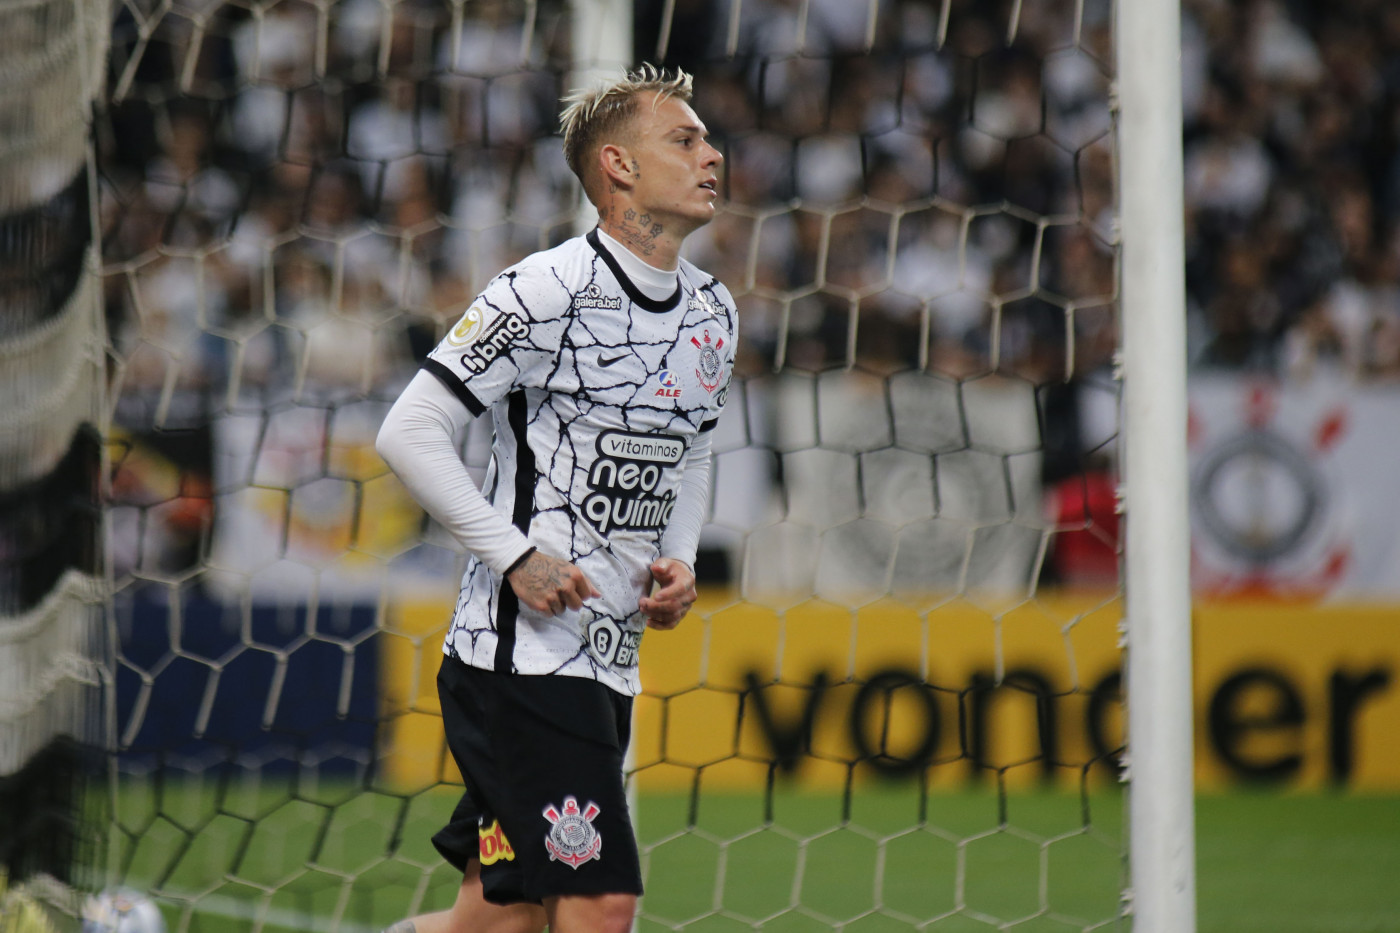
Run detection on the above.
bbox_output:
[423,262,571,415]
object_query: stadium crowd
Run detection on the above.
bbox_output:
[101,0,1400,391]
[97,0,1400,587]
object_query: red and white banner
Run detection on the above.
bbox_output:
[1189,375,1400,599]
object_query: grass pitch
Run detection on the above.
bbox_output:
[108,784,1400,932]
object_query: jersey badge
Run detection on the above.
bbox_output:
[446,303,489,346]
[654,369,682,399]
[692,328,725,393]
[542,796,602,868]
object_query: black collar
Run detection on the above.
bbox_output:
[587,228,683,313]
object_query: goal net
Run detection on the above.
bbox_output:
[20,0,1133,928]
[0,0,109,900]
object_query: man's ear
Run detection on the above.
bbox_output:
[599,143,635,190]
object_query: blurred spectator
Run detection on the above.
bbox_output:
[107,0,1400,385]
[98,0,1400,591]
[346,77,449,209]
[1179,0,1400,379]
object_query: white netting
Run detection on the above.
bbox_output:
[85,0,1127,930]
[0,572,106,774]
[0,0,108,897]
[0,0,107,210]
[0,275,104,486]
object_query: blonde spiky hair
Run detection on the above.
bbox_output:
[559,64,695,190]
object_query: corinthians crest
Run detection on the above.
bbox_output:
[691,328,724,393]
[542,796,602,868]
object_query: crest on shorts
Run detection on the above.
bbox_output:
[692,328,725,393]
[542,796,602,868]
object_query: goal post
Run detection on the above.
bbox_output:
[1115,0,1196,929]
[569,0,632,233]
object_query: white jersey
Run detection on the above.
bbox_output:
[424,230,736,695]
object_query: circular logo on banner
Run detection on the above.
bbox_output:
[1192,429,1325,562]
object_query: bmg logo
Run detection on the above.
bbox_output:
[458,311,529,375]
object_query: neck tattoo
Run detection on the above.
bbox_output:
[618,208,663,256]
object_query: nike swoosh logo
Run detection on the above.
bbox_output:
[598,352,629,367]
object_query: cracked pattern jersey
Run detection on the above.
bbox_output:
[424,230,736,696]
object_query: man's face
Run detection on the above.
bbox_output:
[622,93,723,234]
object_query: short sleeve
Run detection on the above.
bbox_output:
[424,263,571,414]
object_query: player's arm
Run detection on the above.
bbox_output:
[504,548,599,614]
[375,370,596,614]
[641,428,713,629]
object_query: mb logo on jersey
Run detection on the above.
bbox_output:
[542,796,602,868]
[692,329,724,393]
[588,617,640,668]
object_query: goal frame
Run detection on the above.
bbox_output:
[1115,0,1197,930]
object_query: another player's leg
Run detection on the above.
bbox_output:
[380,861,546,933]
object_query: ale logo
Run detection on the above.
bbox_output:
[654,370,681,399]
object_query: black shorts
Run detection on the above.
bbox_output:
[432,657,642,905]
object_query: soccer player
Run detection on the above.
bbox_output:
[374,65,733,933]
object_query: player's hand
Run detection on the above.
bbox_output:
[640,558,697,630]
[506,550,600,615]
